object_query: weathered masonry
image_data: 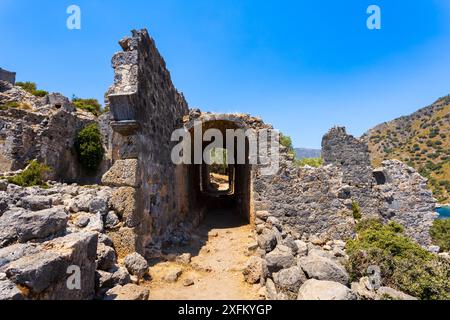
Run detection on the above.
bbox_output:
[101,30,280,257]
[101,29,437,258]
[0,68,15,85]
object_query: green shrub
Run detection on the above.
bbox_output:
[352,201,362,220]
[16,82,48,97]
[8,160,51,187]
[294,157,324,168]
[75,123,104,172]
[430,219,450,252]
[346,219,450,300]
[279,133,293,150]
[72,97,102,116]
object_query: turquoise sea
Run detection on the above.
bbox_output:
[436,206,450,219]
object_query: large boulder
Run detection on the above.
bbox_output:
[298,254,349,285]
[273,266,307,293]
[298,279,356,300]
[265,245,295,273]
[0,232,98,300]
[18,195,52,211]
[0,207,68,248]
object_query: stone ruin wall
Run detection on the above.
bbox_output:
[254,126,437,246]
[0,68,15,85]
[102,30,191,257]
[101,27,437,256]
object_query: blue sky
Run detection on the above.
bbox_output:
[1,0,450,148]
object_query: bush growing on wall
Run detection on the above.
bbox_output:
[72,97,102,116]
[75,123,104,172]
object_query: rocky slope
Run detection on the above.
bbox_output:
[0,80,111,183]
[362,96,450,202]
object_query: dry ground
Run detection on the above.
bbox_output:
[146,209,261,300]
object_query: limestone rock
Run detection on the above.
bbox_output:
[109,187,138,228]
[298,279,356,300]
[124,252,148,278]
[164,267,183,283]
[96,266,131,292]
[350,277,377,300]
[255,210,270,221]
[111,267,132,286]
[257,228,277,253]
[96,243,117,271]
[242,256,263,284]
[101,159,141,188]
[104,284,149,300]
[0,278,24,300]
[0,207,68,248]
[98,234,114,247]
[104,211,120,229]
[175,253,192,265]
[89,197,108,215]
[265,245,295,273]
[183,278,195,287]
[74,213,90,228]
[0,197,8,216]
[376,287,417,300]
[19,195,52,211]
[273,266,307,293]
[298,254,349,285]
[265,278,278,300]
[0,180,7,192]
[2,232,98,299]
[266,217,282,231]
[294,240,308,257]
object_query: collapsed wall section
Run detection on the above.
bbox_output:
[254,127,437,246]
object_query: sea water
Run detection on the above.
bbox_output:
[436,206,450,219]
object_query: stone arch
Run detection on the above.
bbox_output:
[181,114,255,224]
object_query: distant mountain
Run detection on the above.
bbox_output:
[362,95,450,203]
[295,148,322,159]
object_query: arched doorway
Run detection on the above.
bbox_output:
[183,116,254,224]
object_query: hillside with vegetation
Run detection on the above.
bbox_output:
[362,96,450,203]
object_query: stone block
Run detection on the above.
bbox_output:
[101,159,140,188]
[107,227,138,259]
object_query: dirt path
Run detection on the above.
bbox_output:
[146,209,261,300]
